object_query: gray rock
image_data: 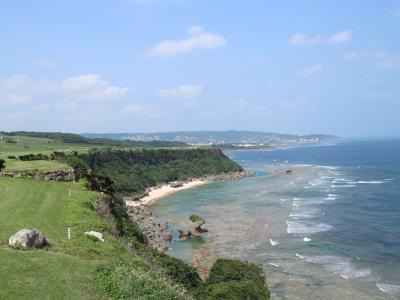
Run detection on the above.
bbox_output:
[9,229,47,249]
[178,230,191,240]
[127,206,172,251]
[191,220,208,236]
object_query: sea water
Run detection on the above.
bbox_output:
[151,139,400,299]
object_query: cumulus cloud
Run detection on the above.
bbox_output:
[143,26,226,58]
[62,74,128,100]
[295,64,324,78]
[157,84,203,99]
[289,31,351,46]
[0,73,128,108]
[328,31,352,45]
[289,33,321,46]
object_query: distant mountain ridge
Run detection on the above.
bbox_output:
[82,130,338,147]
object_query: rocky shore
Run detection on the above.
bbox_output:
[125,170,253,251]
[127,205,172,252]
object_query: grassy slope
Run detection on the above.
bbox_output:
[0,177,78,243]
[0,177,102,299]
[0,176,190,299]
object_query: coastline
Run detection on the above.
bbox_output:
[125,170,253,208]
[125,179,210,207]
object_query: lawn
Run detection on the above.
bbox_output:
[0,177,98,244]
[0,249,98,300]
[0,177,104,299]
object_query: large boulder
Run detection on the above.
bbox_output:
[9,229,47,249]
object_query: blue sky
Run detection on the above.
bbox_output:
[1,0,399,136]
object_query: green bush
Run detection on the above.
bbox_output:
[206,280,265,300]
[190,214,204,222]
[65,156,89,180]
[0,159,5,171]
[206,259,270,300]
[155,252,203,291]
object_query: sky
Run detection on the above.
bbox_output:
[1,0,399,137]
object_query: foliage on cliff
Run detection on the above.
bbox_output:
[79,148,243,196]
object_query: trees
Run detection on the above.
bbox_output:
[0,159,5,171]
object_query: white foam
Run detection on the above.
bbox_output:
[303,237,311,242]
[376,283,400,294]
[269,238,279,246]
[297,255,372,279]
[331,184,356,188]
[357,180,383,184]
[269,262,280,268]
[308,178,328,186]
[287,221,333,234]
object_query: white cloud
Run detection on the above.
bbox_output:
[0,73,128,108]
[328,31,352,45]
[144,26,226,58]
[31,58,55,69]
[289,33,321,46]
[62,74,128,100]
[157,84,203,99]
[295,64,324,78]
[289,31,351,46]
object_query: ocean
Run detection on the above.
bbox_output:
[151,139,400,299]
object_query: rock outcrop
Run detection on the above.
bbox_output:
[191,220,208,236]
[127,206,172,251]
[1,169,75,182]
[8,229,47,249]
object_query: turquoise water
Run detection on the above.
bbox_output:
[151,140,400,299]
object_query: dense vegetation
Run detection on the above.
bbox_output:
[78,148,243,196]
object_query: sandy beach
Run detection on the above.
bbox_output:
[125,179,210,207]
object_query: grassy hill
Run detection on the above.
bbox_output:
[0,133,270,299]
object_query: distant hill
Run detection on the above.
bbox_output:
[82,130,338,148]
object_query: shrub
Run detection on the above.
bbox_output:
[206,259,270,300]
[155,252,203,291]
[18,153,49,161]
[65,156,89,180]
[190,214,204,222]
[0,159,5,171]
[7,155,17,159]
[205,280,265,300]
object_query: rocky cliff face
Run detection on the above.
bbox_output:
[127,206,172,252]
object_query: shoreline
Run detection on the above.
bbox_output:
[125,170,253,208]
[125,179,210,207]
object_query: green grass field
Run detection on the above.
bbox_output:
[0,177,98,244]
[0,249,98,300]
[0,175,189,299]
[0,135,94,172]
[0,177,104,299]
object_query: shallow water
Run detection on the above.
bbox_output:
[151,140,400,299]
